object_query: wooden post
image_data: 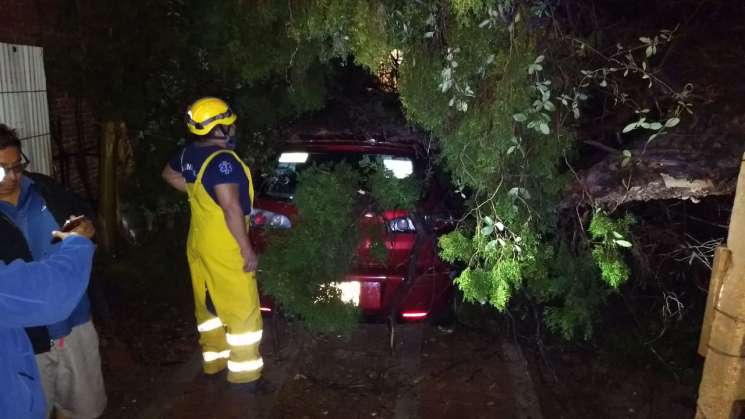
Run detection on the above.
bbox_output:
[98,121,119,252]
[697,153,745,419]
[698,247,732,356]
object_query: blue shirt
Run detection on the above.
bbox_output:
[0,177,91,339]
[0,236,95,419]
[169,144,252,215]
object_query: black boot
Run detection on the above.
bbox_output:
[229,378,276,395]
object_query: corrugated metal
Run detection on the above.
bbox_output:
[0,42,53,175]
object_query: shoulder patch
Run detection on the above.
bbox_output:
[218,160,234,175]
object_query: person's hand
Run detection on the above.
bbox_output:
[241,247,258,273]
[52,216,95,241]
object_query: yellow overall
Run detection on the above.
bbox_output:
[185,149,263,383]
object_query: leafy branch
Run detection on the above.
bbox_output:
[568,27,695,144]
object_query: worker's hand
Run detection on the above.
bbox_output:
[241,247,258,273]
[52,216,95,240]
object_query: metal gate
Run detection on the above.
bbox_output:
[0,42,52,175]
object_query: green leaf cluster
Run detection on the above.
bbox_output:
[438,209,539,312]
[365,167,421,211]
[259,164,361,335]
[589,212,636,288]
[537,245,610,341]
[259,159,425,333]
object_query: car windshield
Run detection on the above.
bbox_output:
[261,151,417,200]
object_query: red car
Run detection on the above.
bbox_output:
[250,136,460,322]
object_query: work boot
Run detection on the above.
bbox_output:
[229,378,276,396]
[196,369,228,394]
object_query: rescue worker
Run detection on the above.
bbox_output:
[161,97,268,391]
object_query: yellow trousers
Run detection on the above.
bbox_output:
[188,246,263,383]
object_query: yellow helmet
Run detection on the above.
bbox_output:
[184,97,237,136]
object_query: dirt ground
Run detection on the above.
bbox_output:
[98,315,524,419]
[526,347,698,419]
[92,232,701,419]
[95,304,699,419]
[521,303,701,419]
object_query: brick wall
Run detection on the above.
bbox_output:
[49,93,100,200]
[0,0,100,200]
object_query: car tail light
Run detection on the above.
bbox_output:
[388,216,416,233]
[250,209,292,229]
[401,311,428,319]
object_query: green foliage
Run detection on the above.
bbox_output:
[386,1,586,339]
[449,0,494,17]
[589,212,636,288]
[258,158,426,333]
[73,0,672,341]
[365,167,421,211]
[59,0,345,227]
[591,247,630,289]
[439,210,538,311]
[571,27,694,145]
[259,164,361,335]
[368,238,389,264]
[537,245,610,341]
[438,229,473,264]
[277,0,393,74]
[450,257,524,311]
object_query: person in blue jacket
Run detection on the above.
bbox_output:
[0,217,96,419]
[0,123,106,418]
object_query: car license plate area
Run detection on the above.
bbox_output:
[360,281,381,310]
[332,281,361,306]
[330,281,381,310]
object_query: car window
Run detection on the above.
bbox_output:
[261,151,417,200]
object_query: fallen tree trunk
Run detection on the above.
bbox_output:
[562,148,742,210]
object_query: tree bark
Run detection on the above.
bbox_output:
[562,148,741,210]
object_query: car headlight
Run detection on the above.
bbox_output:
[388,216,416,233]
[250,209,292,229]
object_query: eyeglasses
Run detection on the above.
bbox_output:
[0,152,31,176]
[185,109,234,131]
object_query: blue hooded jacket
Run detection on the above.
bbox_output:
[0,236,95,419]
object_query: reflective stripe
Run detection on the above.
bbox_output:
[226,330,263,346]
[197,318,223,332]
[203,350,231,362]
[228,358,264,373]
